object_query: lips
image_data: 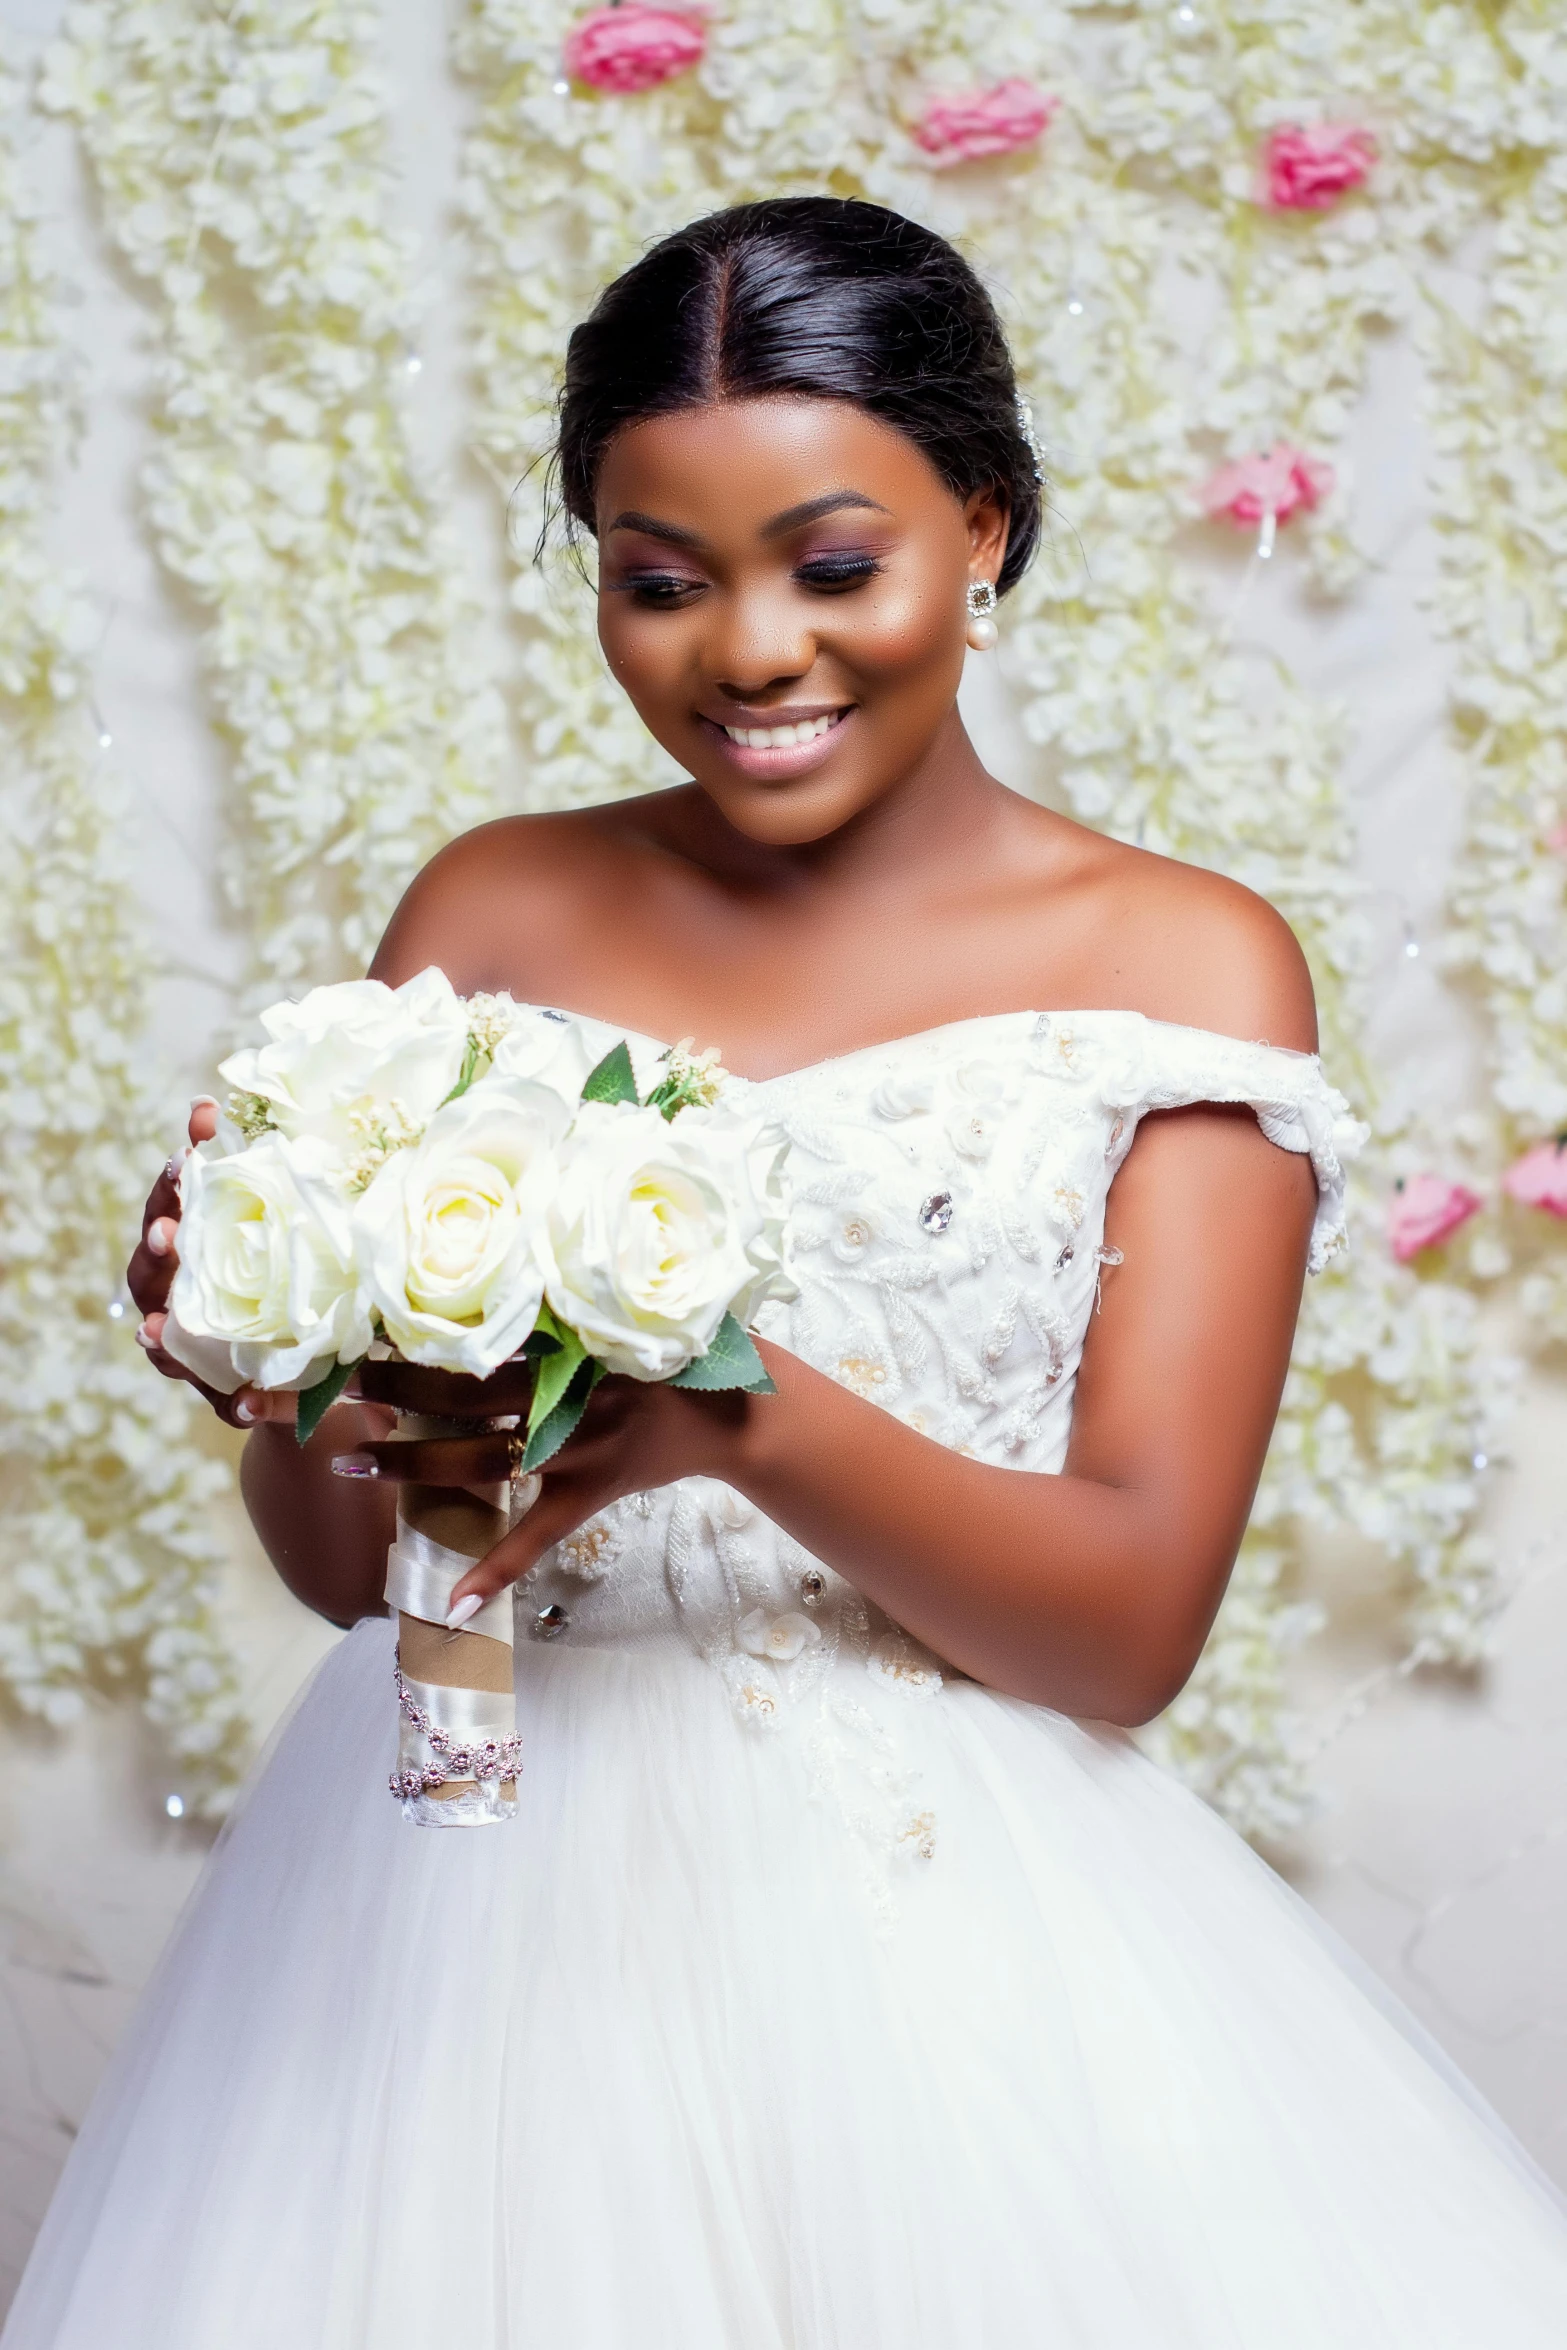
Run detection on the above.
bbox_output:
[700,705,853,781]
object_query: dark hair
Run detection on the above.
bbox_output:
[555,196,1041,596]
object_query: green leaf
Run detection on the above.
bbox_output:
[439,1033,484,1109]
[521,1356,597,1472]
[580,1040,640,1108]
[668,1313,775,1394]
[295,1355,363,1447]
[526,1328,586,1440]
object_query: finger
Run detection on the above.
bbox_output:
[188,1096,219,1146]
[447,1480,590,1610]
[355,1358,537,1417]
[128,1231,179,1325]
[330,1432,515,1486]
[134,1321,253,1423]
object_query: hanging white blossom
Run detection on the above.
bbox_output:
[0,43,244,1811]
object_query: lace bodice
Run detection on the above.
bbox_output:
[515,1006,1362,1862]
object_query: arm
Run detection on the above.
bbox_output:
[353,1092,1315,1726]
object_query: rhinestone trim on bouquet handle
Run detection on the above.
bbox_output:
[384,1412,520,1827]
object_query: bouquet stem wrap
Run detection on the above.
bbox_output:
[384,1413,520,1827]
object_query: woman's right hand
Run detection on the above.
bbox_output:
[128,1096,284,1432]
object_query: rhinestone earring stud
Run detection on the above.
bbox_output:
[965,578,998,651]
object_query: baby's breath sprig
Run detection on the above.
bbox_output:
[227,1089,276,1143]
[646,1039,726,1122]
[344,1099,425,1193]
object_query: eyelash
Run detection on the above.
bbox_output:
[616,554,884,608]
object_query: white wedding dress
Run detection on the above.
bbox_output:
[9,1007,1567,2348]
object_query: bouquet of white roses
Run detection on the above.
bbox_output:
[162,967,793,1824]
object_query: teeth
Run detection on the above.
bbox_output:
[722,712,842,748]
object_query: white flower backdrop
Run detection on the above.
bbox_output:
[0,0,1565,2290]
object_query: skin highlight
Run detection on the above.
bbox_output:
[129,394,1318,1727]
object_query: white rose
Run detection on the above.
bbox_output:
[488,1006,602,1105]
[218,966,470,1151]
[163,1133,372,1393]
[540,1101,795,1381]
[353,1076,567,1375]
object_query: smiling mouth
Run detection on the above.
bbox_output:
[717,709,849,749]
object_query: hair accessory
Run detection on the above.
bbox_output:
[1014,389,1045,483]
[965,578,999,652]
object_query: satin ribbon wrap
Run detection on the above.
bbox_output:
[384,1414,520,1829]
[385,1525,515,1647]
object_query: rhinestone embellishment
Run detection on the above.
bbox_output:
[1055,1243,1075,1270]
[531,1603,570,1640]
[799,1569,825,1607]
[541,1007,569,1023]
[919,1191,954,1235]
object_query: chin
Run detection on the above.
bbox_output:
[700,771,886,845]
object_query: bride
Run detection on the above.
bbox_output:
[9,197,1567,2346]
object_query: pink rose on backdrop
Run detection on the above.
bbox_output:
[1387,1174,1483,1263]
[564,3,705,94]
[1261,123,1376,211]
[1200,445,1334,529]
[1545,819,1567,854]
[914,81,1059,167]
[1502,1140,1567,1218]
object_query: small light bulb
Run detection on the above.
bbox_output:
[97,730,113,749]
[164,1792,186,1819]
[1176,4,1196,20]
[552,78,570,95]
[405,355,422,374]
[107,1299,125,1319]
[1404,937,1420,959]
[1066,297,1084,316]
[1472,1451,1489,1471]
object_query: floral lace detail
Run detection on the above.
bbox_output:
[511,1008,1361,1892]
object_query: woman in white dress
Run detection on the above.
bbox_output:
[9,196,1567,2347]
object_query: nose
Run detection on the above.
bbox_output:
[706,580,816,704]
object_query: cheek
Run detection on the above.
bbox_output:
[847,574,963,685]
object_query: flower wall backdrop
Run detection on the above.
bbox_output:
[2,0,1563,1837]
[0,40,243,1810]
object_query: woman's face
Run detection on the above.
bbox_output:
[593,397,1008,845]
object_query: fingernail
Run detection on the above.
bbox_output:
[445,1593,483,1630]
[331,1451,377,1478]
[134,1321,157,1352]
[235,1398,258,1425]
[190,1094,218,1110]
[147,1220,172,1258]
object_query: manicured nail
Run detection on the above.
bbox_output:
[190,1094,218,1110]
[235,1398,258,1425]
[146,1220,173,1258]
[445,1593,483,1630]
[331,1451,377,1478]
[134,1321,157,1352]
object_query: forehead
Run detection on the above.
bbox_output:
[593,396,956,535]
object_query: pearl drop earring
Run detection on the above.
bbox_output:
[965,578,998,651]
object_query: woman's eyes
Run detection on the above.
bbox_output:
[618,553,885,608]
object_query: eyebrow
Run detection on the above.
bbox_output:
[604,490,890,549]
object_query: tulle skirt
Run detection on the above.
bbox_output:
[7,1613,1567,2348]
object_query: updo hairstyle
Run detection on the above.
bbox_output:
[555,196,1042,596]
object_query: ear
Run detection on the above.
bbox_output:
[963,486,1010,586]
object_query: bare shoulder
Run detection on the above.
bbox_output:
[1052,825,1318,1054]
[369,798,678,994]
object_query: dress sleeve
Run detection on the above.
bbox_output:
[1096,1017,1370,1276]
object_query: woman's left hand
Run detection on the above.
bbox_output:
[330,1362,756,1615]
